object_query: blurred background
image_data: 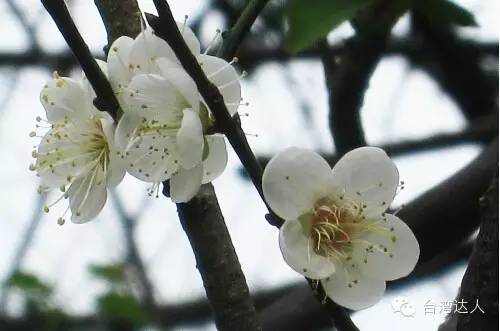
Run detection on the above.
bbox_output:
[0,0,497,330]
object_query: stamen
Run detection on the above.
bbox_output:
[181,15,188,35]
[207,57,238,79]
[46,191,68,209]
[203,29,221,55]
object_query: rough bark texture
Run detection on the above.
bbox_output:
[457,174,499,331]
[176,184,261,331]
[94,0,142,46]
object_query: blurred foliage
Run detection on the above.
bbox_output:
[285,0,477,52]
[414,0,477,27]
[6,271,52,297]
[286,0,371,52]
[89,263,127,284]
[97,292,150,325]
[89,263,152,326]
[5,271,67,330]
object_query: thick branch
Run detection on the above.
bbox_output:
[41,0,121,120]
[456,174,498,330]
[410,12,498,120]
[174,184,261,331]
[94,0,142,46]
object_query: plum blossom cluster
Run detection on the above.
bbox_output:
[30,21,242,223]
[262,147,420,309]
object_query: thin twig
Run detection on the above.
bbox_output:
[216,0,270,61]
[40,0,121,120]
[146,5,282,227]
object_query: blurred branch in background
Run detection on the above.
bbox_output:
[109,191,157,313]
[0,193,48,313]
[254,113,498,169]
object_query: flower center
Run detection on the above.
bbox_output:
[30,116,112,223]
[309,199,363,260]
[306,196,398,264]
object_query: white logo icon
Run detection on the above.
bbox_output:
[392,296,416,317]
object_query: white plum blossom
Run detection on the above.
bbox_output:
[262,147,420,310]
[30,72,125,223]
[111,27,242,202]
[105,22,200,108]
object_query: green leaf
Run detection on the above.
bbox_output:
[286,0,372,53]
[6,272,52,296]
[415,0,477,27]
[98,292,149,324]
[89,263,126,283]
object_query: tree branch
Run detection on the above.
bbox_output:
[216,0,270,61]
[253,115,498,170]
[0,193,48,312]
[94,0,142,47]
[174,184,261,331]
[456,173,498,330]
[325,1,404,155]
[40,0,121,120]
[400,138,498,263]
[109,191,157,313]
[148,2,358,329]
[146,4,281,227]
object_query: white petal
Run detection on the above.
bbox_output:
[156,57,200,112]
[115,113,180,182]
[114,112,141,150]
[106,155,126,187]
[176,21,200,55]
[80,60,108,103]
[68,168,107,223]
[331,147,399,215]
[170,163,204,203]
[107,36,134,89]
[99,118,125,187]
[128,27,176,74]
[198,54,241,116]
[353,214,420,281]
[279,219,336,279]
[128,74,185,123]
[177,108,203,169]
[202,135,227,184]
[322,263,386,310]
[36,129,96,188]
[40,77,93,122]
[262,147,335,220]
